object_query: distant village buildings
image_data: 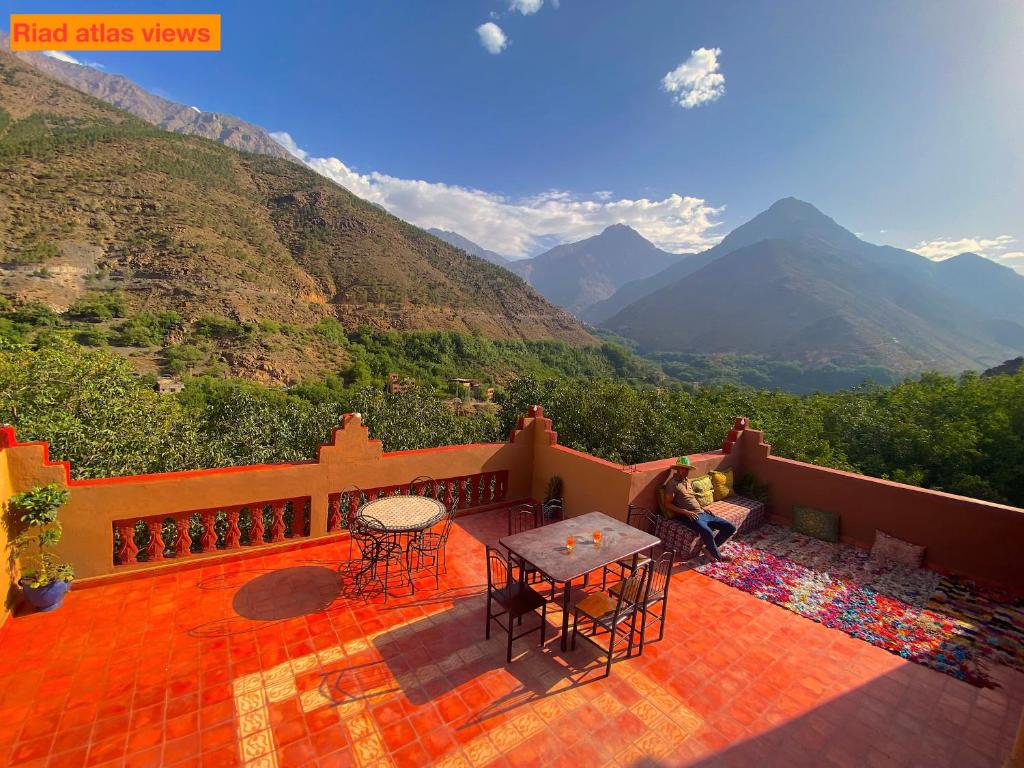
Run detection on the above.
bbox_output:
[155,377,185,395]
[448,378,494,402]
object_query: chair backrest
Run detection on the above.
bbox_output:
[611,561,650,621]
[339,484,363,522]
[485,545,512,595]
[626,504,657,534]
[408,475,437,499]
[350,513,384,556]
[541,498,562,523]
[644,549,675,602]
[436,504,458,544]
[508,503,539,536]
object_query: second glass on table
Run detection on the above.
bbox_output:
[565,534,576,553]
[593,530,603,546]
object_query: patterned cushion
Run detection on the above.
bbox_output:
[655,494,767,562]
[871,530,925,568]
[689,474,715,507]
[711,468,734,501]
[792,505,839,543]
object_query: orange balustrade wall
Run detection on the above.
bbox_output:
[3,408,1022,629]
[0,413,537,591]
[735,427,1024,590]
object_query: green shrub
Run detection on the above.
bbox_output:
[67,292,128,321]
[75,328,108,347]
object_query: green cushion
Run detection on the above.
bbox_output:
[792,505,839,543]
[689,474,714,508]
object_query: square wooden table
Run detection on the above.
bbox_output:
[499,511,660,650]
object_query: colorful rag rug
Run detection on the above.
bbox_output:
[697,525,1024,688]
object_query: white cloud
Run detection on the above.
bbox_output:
[509,0,543,14]
[910,235,1024,274]
[476,22,508,54]
[662,47,725,109]
[270,131,725,258]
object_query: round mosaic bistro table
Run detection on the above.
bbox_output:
[356,495,447,534]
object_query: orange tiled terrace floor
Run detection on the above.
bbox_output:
[0,508,1021,768]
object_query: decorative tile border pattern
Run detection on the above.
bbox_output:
[231,596,703,766]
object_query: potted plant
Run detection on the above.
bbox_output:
[8,483,74,612]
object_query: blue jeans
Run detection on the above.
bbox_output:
[676,513,736,560]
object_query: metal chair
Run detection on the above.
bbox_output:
[602,504,658,588]
[408,475,437,499]
[506,503,556,598]
[410,504,457,589]
[611,548,674,654]
[338,484,364,560]
[571,560,650,677]
[485,545,548,663]
[541,498,563,524]
[349,513,405,600]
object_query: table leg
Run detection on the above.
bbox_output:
[404,533,416,595]
[560,577,572,651]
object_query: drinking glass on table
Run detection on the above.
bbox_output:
[566,534,575,553]
[593,530,603,546]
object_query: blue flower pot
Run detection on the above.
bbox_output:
[20,578,70,612]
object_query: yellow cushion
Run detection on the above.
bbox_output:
[689,474,714,507]
[711,468,734,501]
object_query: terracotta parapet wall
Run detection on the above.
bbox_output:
[0,414,540,585]
[626,451,737,513]
[736,428,1024,590]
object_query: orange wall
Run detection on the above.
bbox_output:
[0,414,535,582]
[737,428,1024,590]
[626,452,736,513]
[3,410,1022,603]
[0,445,14,628]
[526,407,736,522]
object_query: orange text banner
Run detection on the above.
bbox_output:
[9,14,220,51]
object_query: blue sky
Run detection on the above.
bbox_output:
[10,1,1024,267]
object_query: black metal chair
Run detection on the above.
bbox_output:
[349,513,405,600]
[506,503,556,598]
[485,545,548,663]
[339,483,364,560]
[541,498,563,524]
[602,504,658,588]
[410,504,457,589]
[611,548,674,654]
[408,475,437,499]
[571,560,650,677]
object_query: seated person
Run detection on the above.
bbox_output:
[662,458,736,562]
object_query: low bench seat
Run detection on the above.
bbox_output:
[654,491,767,562]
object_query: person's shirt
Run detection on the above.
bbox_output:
[664,474,703,514]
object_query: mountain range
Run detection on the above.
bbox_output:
[0,32,294,162]
[426,229,513,267]
[0,48,589,382]
[4,42,1024,381]
[600,198,1024,372]
[507,224,684,314]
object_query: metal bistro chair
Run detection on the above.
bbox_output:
[350,513,406,599]
[339,483,364,561]
[410,501,458,589]
[408,475,438,499]
[610,548,675,655]
[571,560,651,677]
[602,504,658,588]
[485,545,548,663]
[506,503,556,599]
